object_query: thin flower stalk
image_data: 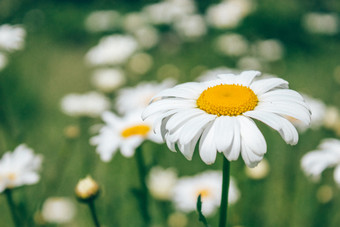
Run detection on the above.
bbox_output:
[219,157,230,227]
[135,145,151,226]
[88,200,101,227]
[4,189,21,227]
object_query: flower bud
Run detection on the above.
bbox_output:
[75,176,100,201]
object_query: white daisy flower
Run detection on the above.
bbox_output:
[90,110,162,162]
[0,144,42,193]
[42,197,76,224]
[206,0,253,29]
[142,70,311,167]
[60,91,110,118]
[252,39,285,62]
[0,24,26,52]
[91,68,126,93]
[245,158,270,180]
[116,79,176,115]
[85,35,138,66]
[143,0,196,25]
[147,166,177,200]
[302,12,339,35]
[301,139,340,185]
[172,171,240,216]
[173,14,207,40]
[214,33,249,57]
[84,10,121,33]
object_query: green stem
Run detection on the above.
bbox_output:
[5,189,21,227]
[135,145,151,226]
[88,200,101,227]
[219,157,230,227]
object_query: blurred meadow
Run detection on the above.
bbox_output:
[1,0,340,226]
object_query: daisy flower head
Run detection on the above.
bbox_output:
[147,166,178,200]
[142,71,311,167]
[90,110,162,162]
[42,197,76,224]
[60,92,110,118]
[172,171,239,216]
[0,24,26,52]
[0,144,42,193]
[301,139,340,185]
[115,79,176,115]
[85,35,138,66]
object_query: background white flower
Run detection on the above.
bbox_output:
[0,24,26,52]
[90,111,162,162]
[206,0,253,29]
[42,197,76,224]
[85,35,138,66]
[116,79,175,115]
[84,10,121,33]
[173,14,207,40]
[172,171,240,216]
[147,166,177,200]
[91,68,126,93]
[302,12,339,35]
[245,158,270,180]
[0,144,42,192]
[60,92,110,118]
[301,139,340,184]
[143,0,196,25]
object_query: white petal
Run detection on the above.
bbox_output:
[214,116,234,153]
[122,137,143,157]
[178,133,200,160]
[240,142,263,168]
[259,91,310,110]
[255,102,311,126]
[166,108,205,133]
[21,172,40,185]
[244,110,298,145]
[151,82,204,100]
[250,78,289,95]
[224,117,241,161]
[164,132,177,152]
[152,109,177,134]
[238,116,267,156]
[237,71,261,86]
[238,116,266,167]
[142,99,196,120]
[178,114,216,145]
[259,89,305,102]
[199,122,217,164]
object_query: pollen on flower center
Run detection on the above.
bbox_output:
[196,188,211,198]
[121,125,151,138]
[197,84,258,116]
[7,173,16,180]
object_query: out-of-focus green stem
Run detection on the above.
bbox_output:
[219,157,230,227]
[5,189,21,227]
[88,200,101,227]
[135,145,151,226]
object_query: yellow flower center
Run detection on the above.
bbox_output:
[196,188,211,198]
[121,125,151,138]
[7,173,16,181]
[197,84,258,116]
